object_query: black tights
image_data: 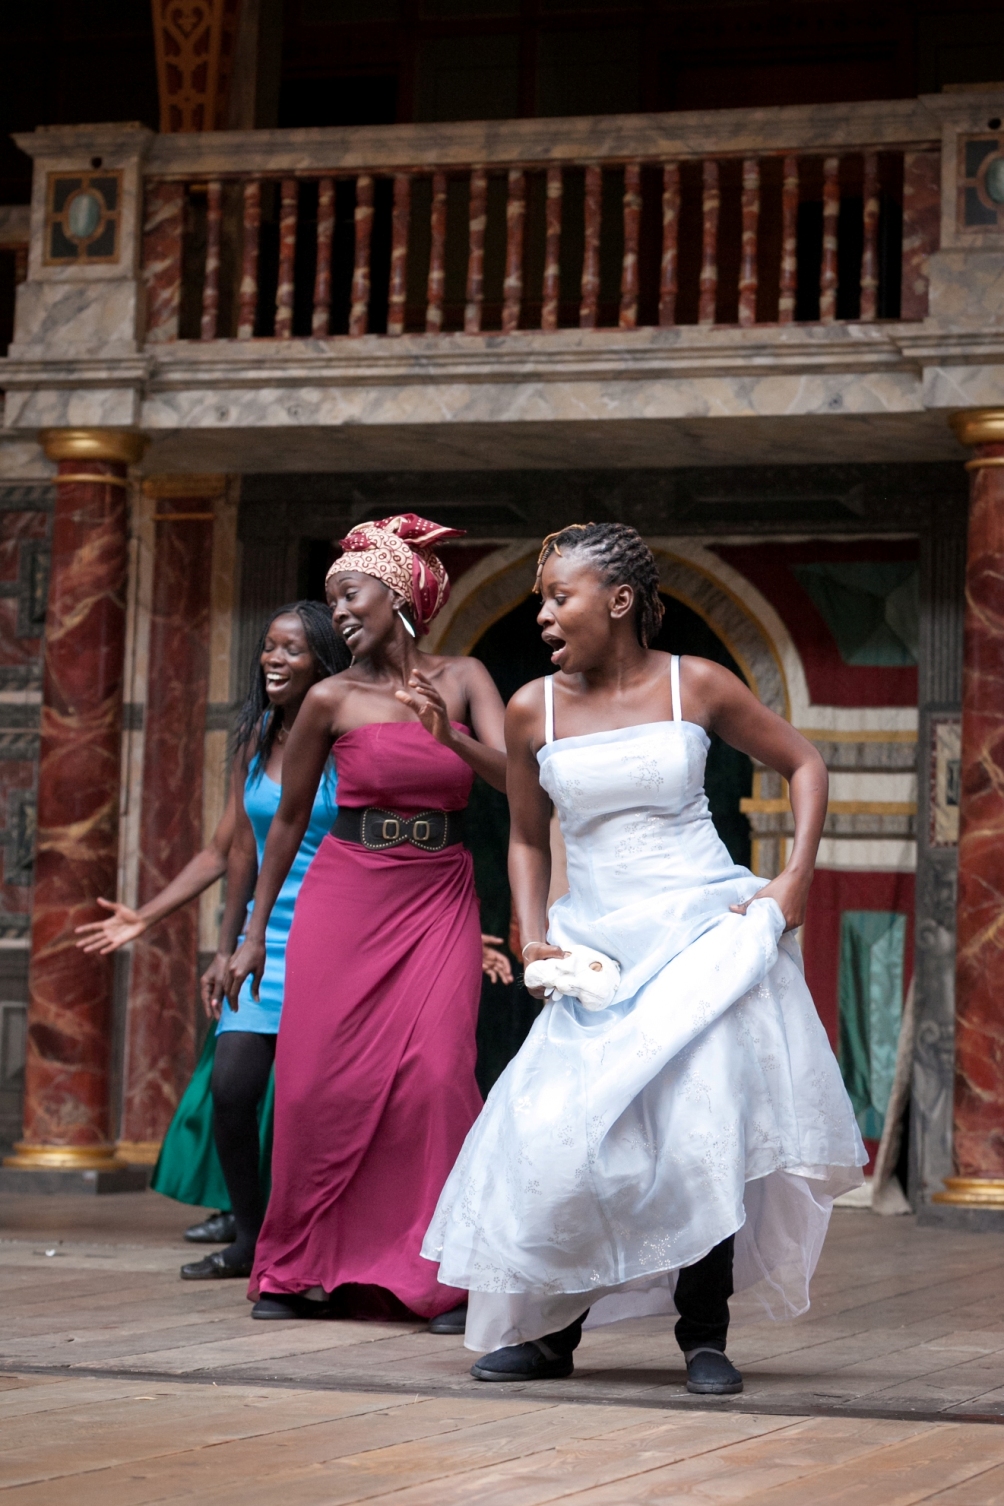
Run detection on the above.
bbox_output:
[211,1031,276,1268]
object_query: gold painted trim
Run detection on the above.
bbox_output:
[41,428,148,466]
[799,728,917,744]
[741,798,917,815]
[115,1139,162,1166]
[54,472,129,488]
[3,1141,126,1172]
[932,1177,1004,1207]
[965,456,1004,471]
[142,474,228,501]
[950,409,1004,447]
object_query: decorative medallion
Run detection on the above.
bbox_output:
[928,714,961,848]
[957,135,1004,232]
[44,171,123,265]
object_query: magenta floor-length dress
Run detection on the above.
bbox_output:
[250,721,483,1317]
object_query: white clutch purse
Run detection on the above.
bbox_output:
[524,944,621,1012]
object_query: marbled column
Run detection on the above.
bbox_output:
[936,411,1004,1206]
[117,483,216,1160]
[7,429,144,1170]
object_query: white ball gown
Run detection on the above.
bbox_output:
[423,656,866,1353]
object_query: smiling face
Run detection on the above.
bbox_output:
[326,570,402,657]
[537,551,636,675]
[260,613,317,707]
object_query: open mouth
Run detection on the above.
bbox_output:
[341,623,362,647]
[264,673,289,690]
[542,633,567,664]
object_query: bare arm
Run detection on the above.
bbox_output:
[75,780,237,955]
[686,659,828,930]
[505,682,566,993]
[397,659,507,792]
[202,757,259,1018]
[225,684,333,1004]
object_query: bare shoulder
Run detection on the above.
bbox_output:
[416,651,492,683]
[505,677,547,738]
[303,670,352,713]
[681,655,748,700]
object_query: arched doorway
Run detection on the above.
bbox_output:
[468,590,753,1094]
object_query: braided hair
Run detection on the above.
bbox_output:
[233,600,350,773]
[534,523,665,647]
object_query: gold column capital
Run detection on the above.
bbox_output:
[40,428,148,467]
[950,409,1004,448]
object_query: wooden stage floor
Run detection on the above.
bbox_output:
[3,1192,1004,1503]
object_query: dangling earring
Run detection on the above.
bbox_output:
[396,608,417,639]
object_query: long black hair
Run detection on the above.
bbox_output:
[233,600,350,771]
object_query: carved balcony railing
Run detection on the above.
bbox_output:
[140,103,941,344]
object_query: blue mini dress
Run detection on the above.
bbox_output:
[217,758,339,1036]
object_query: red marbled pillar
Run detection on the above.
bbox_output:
[10,431,144,1169]
[949,414,1004,1190]
[119,492,215,1154]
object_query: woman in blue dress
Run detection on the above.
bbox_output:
[177,601,348,1280]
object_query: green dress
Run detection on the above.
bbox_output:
[150,1027,274,1209]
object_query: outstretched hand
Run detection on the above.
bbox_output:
[730,867,811,932]
[74,898,147,955]
[395,672,455,747]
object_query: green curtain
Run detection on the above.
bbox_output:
[792,562,918,667]
[838,910,906,1141]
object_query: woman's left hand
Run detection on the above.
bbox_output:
[730,866,811,932]
[395,672,455,747]
[481,934,514,986]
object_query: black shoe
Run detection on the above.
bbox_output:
[251,1292,331,1320]
[184,1211,236,1244]
[685,1347,743,1395]
[428,1303,467,1335]
[471,1340,574,1382]
[180,1250,252,1281]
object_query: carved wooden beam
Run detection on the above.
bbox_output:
[151,0,243,133]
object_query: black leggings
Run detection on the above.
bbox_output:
[210,1031,276,1267]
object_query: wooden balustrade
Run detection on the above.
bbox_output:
[146,144,932,343]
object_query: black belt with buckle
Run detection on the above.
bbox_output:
[332,806,465,852]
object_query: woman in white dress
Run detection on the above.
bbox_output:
[423,522,865,1395]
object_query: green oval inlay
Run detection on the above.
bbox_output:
[66,189,102,240]
[986,157,1004,206]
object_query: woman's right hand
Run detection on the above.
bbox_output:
[225,936,266,1009]
[200,952,231,1020]
[74,898,147,955]
[521,940,568,1000]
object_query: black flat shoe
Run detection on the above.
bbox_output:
[685,1347,743,1395]
[184,1211,236,1244]
[180,1250,252,1281]
[249,1295,311,1319]
[471,1339,574,1382]
[428,1303,467,1335]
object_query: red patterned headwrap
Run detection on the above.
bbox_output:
[325,513,465,636]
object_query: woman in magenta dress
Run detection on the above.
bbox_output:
[225,515,507,1326]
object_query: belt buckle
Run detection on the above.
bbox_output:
[410,810,447,850]
[361,808,405,849]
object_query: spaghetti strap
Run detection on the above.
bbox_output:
[543,675,555,745]
[670,655,682,723]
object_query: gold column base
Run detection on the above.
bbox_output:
[3,1142,128,1173]
[114,1139,162,1166]
[932,1177,1004,1207]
